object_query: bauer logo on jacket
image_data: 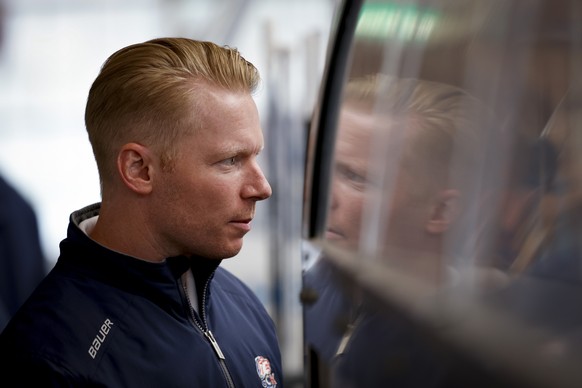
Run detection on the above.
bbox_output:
[255,355,277,387]
[88,318,114,359]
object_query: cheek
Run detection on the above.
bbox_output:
[382,189,427,240]
[159,172,219,217]
[179,169,230,196]
[339,192,366,235]
[347,195,365,222]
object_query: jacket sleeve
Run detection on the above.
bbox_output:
[2,352,81,387]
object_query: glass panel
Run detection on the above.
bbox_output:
[303,0,582,386]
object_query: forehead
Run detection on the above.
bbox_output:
[336,106,416,155]
[179,85,263,154]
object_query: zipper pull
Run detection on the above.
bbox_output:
[335,323,355,357]
[205,330,226,360]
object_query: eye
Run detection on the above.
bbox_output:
[342,168,366,184]
[221,157,237,166]
[336,164,368,190]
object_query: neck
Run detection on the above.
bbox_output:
[90,201,166,263]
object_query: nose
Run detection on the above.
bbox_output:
[243,162,272,201]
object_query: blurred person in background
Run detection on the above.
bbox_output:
[0,37,282,387]
[490,133,557,274]
[508,92,582,282]
[0,0,47,332]
[476,87,582,365]
[0,174,47,331]
[304,74,495,387]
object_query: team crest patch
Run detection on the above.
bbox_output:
[255,356,277,387]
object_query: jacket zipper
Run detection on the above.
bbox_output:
[181,275,236,388]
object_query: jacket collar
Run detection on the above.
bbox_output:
[58,202,221,316]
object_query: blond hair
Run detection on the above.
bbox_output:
[85,37,260,192]
[342,74,490,200]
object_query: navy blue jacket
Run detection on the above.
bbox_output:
[0,203,282,387]
[303,258,448,387]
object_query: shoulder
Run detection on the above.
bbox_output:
[210,266,273,321]
[0,265,129,372]
[0,174,37,219]
[212,266,261,301]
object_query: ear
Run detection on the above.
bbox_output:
[425,189,460,235]
[117,143,154,195]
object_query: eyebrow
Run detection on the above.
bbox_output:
[217,142,264,157]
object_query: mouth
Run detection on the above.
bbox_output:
[325,227,344,240]
[230,218,253,233]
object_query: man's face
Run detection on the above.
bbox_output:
[151,86,272,259]
[325,106,430,256]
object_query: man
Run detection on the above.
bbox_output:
[324,74,488,284]
[304,74,493,387]
[0,37,282,388]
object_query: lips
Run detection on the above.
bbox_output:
[230,218,252,233]
[231,217,252,224]
[325,227,344,240]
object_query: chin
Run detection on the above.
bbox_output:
[221,245,244,259]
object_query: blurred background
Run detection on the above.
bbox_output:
[0,0,339,385]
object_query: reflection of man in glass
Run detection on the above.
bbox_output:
[304,74,494,387]
[325,74,487,284]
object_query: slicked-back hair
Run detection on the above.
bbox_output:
[85,37,260,193]
[341,74,491,200]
